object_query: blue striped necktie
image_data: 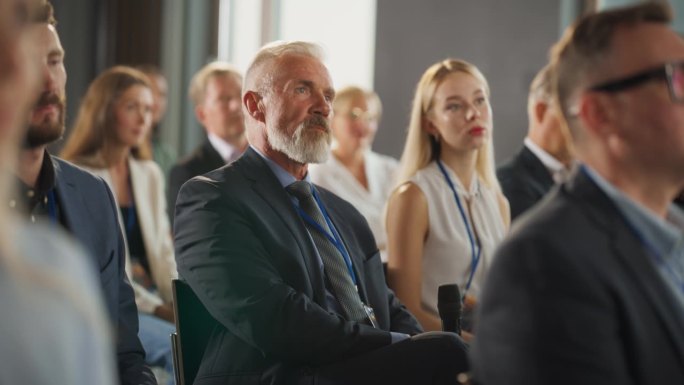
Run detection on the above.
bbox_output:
[287,181,367,322]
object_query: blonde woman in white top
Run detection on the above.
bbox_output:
[309,86,398,261]
[386,59,510,336]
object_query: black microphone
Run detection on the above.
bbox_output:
[438,284,462,335]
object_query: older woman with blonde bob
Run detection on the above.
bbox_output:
[61,65,176,383]
[386,59,509,334]
[309,86,398,261]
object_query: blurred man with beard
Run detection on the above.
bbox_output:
[11,1,156,384]
[173,40,468,385]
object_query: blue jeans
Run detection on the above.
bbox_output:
[139,313,175,385]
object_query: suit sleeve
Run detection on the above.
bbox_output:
[167,163,193,227]
[471,233,632,385]
[174,178,393,366]
[100,180,157,385]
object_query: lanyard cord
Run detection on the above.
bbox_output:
[436,160,482,297]
[293,186,358,285]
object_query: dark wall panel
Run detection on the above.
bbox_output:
[374,0,561,163]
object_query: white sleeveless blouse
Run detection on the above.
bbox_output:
[409,161,506,316]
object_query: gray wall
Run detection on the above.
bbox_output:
[373,0,562,164]
[51,0,103,152]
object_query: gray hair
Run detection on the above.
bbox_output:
[528,64,553,110]
[243,40,325,95]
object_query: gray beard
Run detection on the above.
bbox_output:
[267,119,331,164]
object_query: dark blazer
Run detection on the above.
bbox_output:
[471,169,684,385]
[167,138,224,225]
[174,148,422,385]
[497,146,554,220]
[53,156,156,385]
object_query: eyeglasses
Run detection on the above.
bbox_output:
[589,61,684,102]
[346,107,378,123]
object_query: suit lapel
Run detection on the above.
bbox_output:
[200,138,226,171]
[568,171,684,363]
[611,223,684,364]
[519,146,554,194]
[236,149,326,305]
[53,158,98,255]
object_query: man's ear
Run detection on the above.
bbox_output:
[534,101,548,125]
[577,92,616,137]
[195,105,206,126]
[244,91,265,123]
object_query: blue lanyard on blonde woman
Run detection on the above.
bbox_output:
[436,159,481,298]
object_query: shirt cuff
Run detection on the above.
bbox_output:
[390,332,410,344]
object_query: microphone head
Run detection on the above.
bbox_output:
[438,283,461,303]
[437,284,462,334]
[437,284,462,317]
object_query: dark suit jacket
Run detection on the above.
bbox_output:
[174,148,422,385]
[471,168,684,385]
[497,146,554,220]
[53,156,156,385]
[167,139,224,225]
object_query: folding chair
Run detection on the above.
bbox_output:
[170,279,219,385]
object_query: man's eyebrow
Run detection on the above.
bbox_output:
[48,48,64,58]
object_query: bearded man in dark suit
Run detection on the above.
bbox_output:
[174,40,468,385]
[13,2,155,384]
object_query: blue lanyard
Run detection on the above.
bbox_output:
[293,186,358,285]
[46,189,58,224]
[436,160,482,297]
[580,165,684,294]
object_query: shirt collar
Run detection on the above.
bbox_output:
[207,132,243,163]
[524,138,567,182]
[250,145,311,188]
[582,164,684,258]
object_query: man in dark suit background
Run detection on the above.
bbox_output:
[497,64,573,220]
[13,2,156,384]
[472,3,684,384]
[174,40,467,385]
[167,62,247,224]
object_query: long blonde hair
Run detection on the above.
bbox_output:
[397,59,500,191]
[61,66,152,167]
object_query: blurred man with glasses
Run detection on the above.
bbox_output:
[472,3,684,384]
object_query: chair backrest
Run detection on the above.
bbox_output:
[172,279,219,385]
